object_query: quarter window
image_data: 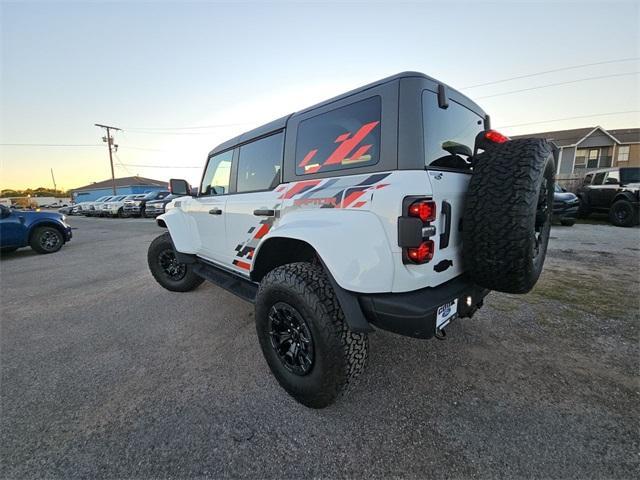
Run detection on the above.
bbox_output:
[423,90,484,170]
[295,96,381,176]
[201,150,233,196]
[237,132,284,192]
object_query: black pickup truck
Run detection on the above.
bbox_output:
[576,167,640,227]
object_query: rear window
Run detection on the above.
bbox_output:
[295,96,381,176]
[423,90,484,171]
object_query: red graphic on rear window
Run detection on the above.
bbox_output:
[298,121,380,175]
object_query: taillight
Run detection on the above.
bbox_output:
[484,129,509,144]
[407,240,434,264]
[408,200,436,223]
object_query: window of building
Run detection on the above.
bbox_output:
[295,96,381,176]
[236,132,284,193]
[201,150,233,196]
[423,91,484,171]
[574,149,587,169]
[592,172,606,185]
[618,145,630,162]
[587,149,599,169]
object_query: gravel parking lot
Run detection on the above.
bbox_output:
[1,216,638,479]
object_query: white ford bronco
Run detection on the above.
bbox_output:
[148,72,557,408]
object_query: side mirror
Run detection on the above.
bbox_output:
[169,179,191,196]
[442,141,472,157]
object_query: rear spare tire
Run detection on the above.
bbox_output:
[463,138,555,294]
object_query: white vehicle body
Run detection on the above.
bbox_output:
[162,169,468,294]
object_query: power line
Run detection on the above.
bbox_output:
[477,72,639,99]
[497,110,640,129]
[462,57,640,89]
[121,130,226,136]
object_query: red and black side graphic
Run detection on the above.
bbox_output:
[298,121,380,174]
[231,205,279,271]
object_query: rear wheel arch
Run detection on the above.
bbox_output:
[251,237,317,282]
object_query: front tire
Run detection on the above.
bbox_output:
[30,226,64,254]
[609,199,639,227]
[255,262,368,409]
[147,232,204,292]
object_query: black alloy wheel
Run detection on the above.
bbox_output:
[158,248,186,281]
[533,174,553,261]
[268,302,314,376]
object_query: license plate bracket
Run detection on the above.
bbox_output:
[436,299,458,330]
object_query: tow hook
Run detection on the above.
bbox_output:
[435,328,447,340]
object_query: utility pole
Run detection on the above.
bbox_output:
[94,123,121,195]
[50,168,57,192]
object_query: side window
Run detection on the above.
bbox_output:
[237,132,284,192]
[423,90,484,170]
[201,150,233,196]
[593,172,606,185]
[605,170,620,184]
[295,96,381,175]
[583,174,593,185]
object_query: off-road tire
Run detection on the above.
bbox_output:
[255,262,368,409]
[560,218,576,226]
[117,208,127,218]
[30,226,64,254]
[609,199,639,227]
[147,232,204,292]
[463,138,555,294]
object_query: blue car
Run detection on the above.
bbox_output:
[0,205,72,254]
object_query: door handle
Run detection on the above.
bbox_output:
[253,209,275,217]
[439,201,452,249]
[208,208,222,215]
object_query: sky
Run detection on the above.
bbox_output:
[1,0,639,191]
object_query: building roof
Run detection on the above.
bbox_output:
[608,128,640,144]
[512,126,640,147]
[70,176,168,192]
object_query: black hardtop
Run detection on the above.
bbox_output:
[208,71,485,157]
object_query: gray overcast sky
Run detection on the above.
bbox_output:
[1,0,639,189]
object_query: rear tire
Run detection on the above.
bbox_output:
[463,138,555,294]
[609,199,639,227]
[147,232,204,292]
[30,226,64,254]
[255,262,368,409]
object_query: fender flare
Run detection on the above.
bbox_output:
[253,209,395,293]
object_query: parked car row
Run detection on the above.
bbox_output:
[63,191,175,218]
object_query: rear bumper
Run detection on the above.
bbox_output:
[358,276,490,339]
